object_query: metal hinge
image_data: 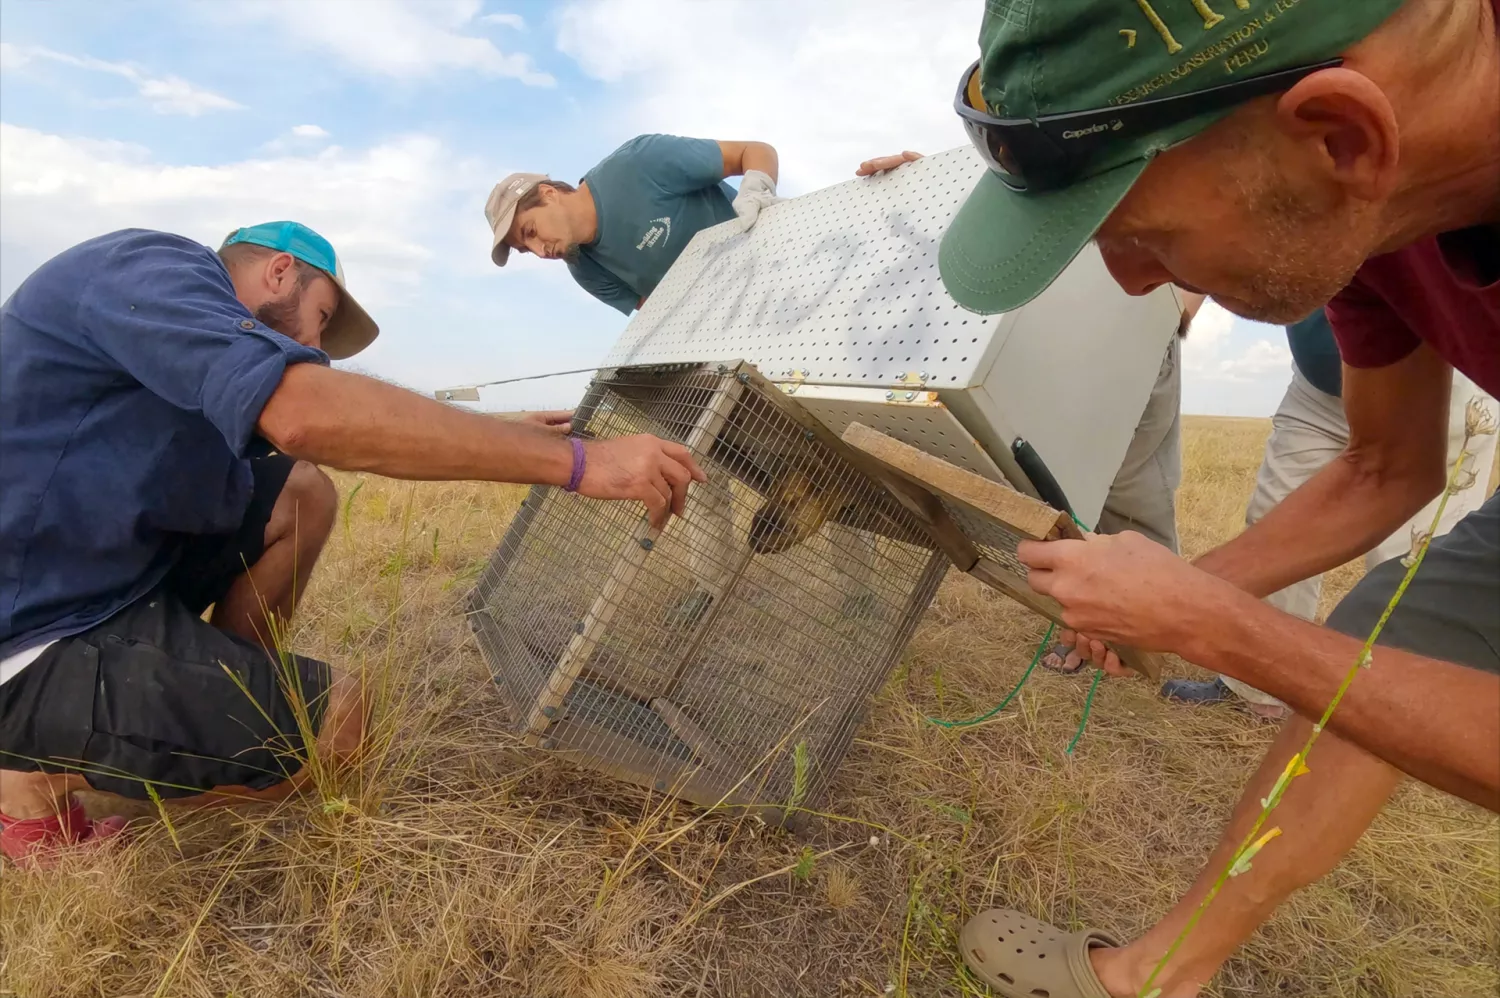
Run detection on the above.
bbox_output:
[882,371,935,403]
[777,368,810,395]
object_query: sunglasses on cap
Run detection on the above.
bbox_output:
[954,56,1343,193]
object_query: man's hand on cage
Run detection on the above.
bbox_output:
[1018,531,1230,677]
[509,409,574,434]
[579,435,708,528]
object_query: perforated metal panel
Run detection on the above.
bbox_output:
[604,147,996,386]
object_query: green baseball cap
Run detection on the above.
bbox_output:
[939,0,1406,315]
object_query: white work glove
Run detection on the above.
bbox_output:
[729,170,781,232]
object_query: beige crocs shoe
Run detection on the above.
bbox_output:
[959,908,1121,998]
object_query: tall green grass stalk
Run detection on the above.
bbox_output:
[1136,429,1488,998]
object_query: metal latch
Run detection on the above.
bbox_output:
[884,371,934,403]
[777,369,810,395]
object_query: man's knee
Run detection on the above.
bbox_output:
[271,461,337,547]
[317,670,366,763]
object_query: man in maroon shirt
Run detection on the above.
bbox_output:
[937,1,1498,995]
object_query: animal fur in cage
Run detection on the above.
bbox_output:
[467,361,946,820]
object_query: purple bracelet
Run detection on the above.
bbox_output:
[563,436,586,493]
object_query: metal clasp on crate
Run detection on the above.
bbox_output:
[884,371,936,404]
[777,369,810,395]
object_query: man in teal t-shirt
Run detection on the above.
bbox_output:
[484,134,780,314]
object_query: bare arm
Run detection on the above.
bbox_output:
[1023,532,1500,809]
[1177,573,1499,809]
[258,364,705,526]
[718,140,779,183]
[1194,343,1451,596]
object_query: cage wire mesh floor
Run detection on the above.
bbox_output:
[468,362,946,820]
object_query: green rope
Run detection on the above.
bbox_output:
[924,511,1103,742]
[926,622,1055,729]
[1066,668,1103,755]
[1057,508,1105,753]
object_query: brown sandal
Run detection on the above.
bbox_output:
[959,908,1120,998]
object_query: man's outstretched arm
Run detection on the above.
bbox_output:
[1022,532,1499,810]
[1193,344,1451,597]
[258,363,705,528]
[1194,586,1498,809]
[1055,341,1452,672]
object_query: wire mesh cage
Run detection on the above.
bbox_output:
[468,361,947,820]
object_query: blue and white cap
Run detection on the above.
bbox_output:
[221,221,379,360]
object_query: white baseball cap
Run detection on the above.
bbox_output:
[485,172,549,267]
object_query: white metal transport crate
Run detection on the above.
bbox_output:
[466,147,1179,820]
[604,145,1183,529]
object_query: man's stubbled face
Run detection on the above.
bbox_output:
[1095,116,1383,324]
[252,271,339,350]
[254,291,307,340]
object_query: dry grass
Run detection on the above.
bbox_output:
[3,416,1497,998]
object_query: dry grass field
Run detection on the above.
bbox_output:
[3,416,1497,998]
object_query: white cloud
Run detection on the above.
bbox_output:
[1183,300,1291,383]
[1214,338,1293,382]
[0,122,486,308]
[225,0,553,85]
[1178,298,1291,414]
[0,42,29,71]
[480,12,526,29]
[555,0,974,194]
[1181,298,1236,376]
[291,124,330,138]
[0,42,243,115]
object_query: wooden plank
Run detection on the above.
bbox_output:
[968,558,1164,681]
[866,467,978,572]
[842,422,1076,541]
[651,698,741,776]
[840,422,1162,679]
[523,367,747,739]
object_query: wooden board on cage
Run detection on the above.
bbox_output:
[840,421,1165,682]
[467,361,947,823]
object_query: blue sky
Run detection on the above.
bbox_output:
[0,0,1293,415]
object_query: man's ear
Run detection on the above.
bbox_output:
[265,252,298,295]
[1275,67,1400,203]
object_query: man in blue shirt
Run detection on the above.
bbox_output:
[0,223,705,862]
[484,134,780,313]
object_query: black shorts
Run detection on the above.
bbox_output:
[1326,492,1500,676]
[0,453,334,799]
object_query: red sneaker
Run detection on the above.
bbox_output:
[0,800,128,867]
